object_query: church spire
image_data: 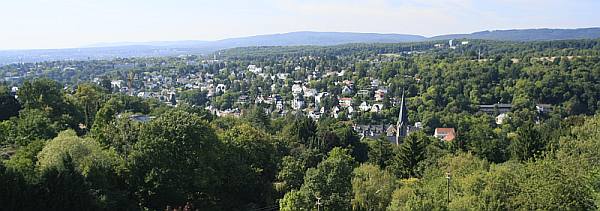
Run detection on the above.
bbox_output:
[395,89,408,145]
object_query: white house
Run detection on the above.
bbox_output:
[359,101,371,112]
[342,86,354,95]
[215,84,227,94]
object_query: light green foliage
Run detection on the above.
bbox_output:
[277,156,306,193]
[0,120,16,146]
[4,140,46,182]
[351,164,396,211]
[73,83,107,131]
[280,189,312,211]
[36,130,118,177]
[14,108,61,145]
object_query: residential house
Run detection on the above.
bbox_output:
[370,104,384,113]
[292,96,305,110]
[374,89,387,101]
[357,89,370,97]
[434,128,456,141]
[339,97,353,108]
[215,84,227,94]
[315,92,329,107]
[478,104,512,115]
[342,86,354,95]
[496,113,509,125]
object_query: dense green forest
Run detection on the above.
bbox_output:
[1,39,600,210]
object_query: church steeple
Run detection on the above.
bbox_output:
[395,90,408,145]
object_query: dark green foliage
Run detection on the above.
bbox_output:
[17,79,81,129]
[218,123,278,210]
[179,89,209,107]
[14,109,61,144]
[91,94,149,145]
[1,38,600,210]
[36,155,100,210]
[127,109,221,209]
[0,162,33,210]
[510,124,545,161]
[388,132,430,178]
[0,94,20,121]
[283,115,317,145]
[243,106,271,130]
[280,148,355,211]
[365,138,394,168]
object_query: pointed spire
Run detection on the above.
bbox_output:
[395,88,408,145]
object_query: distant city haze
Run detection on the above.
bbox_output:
[1,0,599,50]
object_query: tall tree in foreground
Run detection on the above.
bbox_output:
[280,147,355,211]
[388,132,429,178]
[351,164,396,211]
[127,110,221,210]
[219,123,277,210]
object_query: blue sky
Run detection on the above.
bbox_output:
[0,0,598,50]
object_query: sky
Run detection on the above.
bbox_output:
[0,0,599,50]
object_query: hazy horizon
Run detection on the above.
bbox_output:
[1,0,599,50]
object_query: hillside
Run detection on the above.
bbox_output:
[430,28,600,41]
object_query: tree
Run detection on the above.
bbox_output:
[99,76,112,92]
[0,162,35,210]
[3,140,46,182]
[0,94,20,121]
[283,115,317,145]
[18,78,65,111]
[17,78,79,126]
[510,157,596,210]
[37,155,100,210]
[14,108,61,145]
[219,123,277,209]
[179,89,208,107]
[463,115,509,163]
[36,130,118,176]
[91,94,149,144]
[351,164,396,211]
[35,130,128,209]
[280,148,355,211]
[243,106,271,130]
[365,139,394,168]
[509,124,545,161]
[127,110,221,209]
[0,120,16,146]
[73,83,106,132]
[277,156,306,193]
[388,132,429,178]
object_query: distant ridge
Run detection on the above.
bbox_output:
[85,32,427,49]
[429,28,600,41]
[2,28,600,64]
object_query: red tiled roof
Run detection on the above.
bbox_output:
[435,128,456,141]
